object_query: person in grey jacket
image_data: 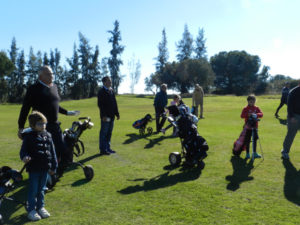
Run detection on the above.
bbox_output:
[154,84,168,133]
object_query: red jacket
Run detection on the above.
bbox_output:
[241,105,263,128]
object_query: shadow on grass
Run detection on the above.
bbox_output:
[71,179,90,187]
[123,132,176,149]
[226,156,254,191]
[282,159,300,206]
[0,180,29,225]
[123,133,152,144]
[118,166,202,194]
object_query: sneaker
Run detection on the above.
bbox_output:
[245,153,250,159]
[28,210,41,221]
[107,149,116,154]
[38,207,50,218]
[253,152,262,159]
[281,149,289,160]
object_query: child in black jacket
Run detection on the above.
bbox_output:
[20,111,57,221]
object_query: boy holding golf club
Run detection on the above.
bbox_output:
[241,95,263,159]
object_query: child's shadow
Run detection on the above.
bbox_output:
[282,159,300,206]
[225,156,254,191]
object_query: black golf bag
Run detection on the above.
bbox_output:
[132,114,153,135]
[55,117,95,184]
[167,105,209,168]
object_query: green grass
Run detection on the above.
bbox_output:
[1,95,300,224]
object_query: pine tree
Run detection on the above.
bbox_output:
[43,52,49,65]
[89,45,101,97]
[26,47,39,86]
[16,50,26,101]
[8,37,19,102]
[108,20,125,94]
[176,24,194,62]
[78,32,93,98]
[194,28,207,59]
[67,43,81,99]
[155,28,169,73]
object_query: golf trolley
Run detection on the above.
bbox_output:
[0,165,26,225]
[166,106,209,169]
[132,114,154,135]
[48,117,95,188]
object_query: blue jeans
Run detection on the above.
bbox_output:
[27,171,48,212]
[99,119,114,152]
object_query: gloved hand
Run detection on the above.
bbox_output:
[67,110,80,116]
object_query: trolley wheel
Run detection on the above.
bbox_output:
[84,165,94,180]
[197,161,205,170]
[147,127,153,134]
[169,152,181,166]
[139,128,145,135]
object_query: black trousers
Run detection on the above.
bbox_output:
[155,107,166,132]
[275,100,286,115]
[46,122,69,164]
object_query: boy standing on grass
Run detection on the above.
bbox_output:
[241,95,263,159]
[20,111,57,221]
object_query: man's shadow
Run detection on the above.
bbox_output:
[282,159,300,206]
[0,180,29,225]
[118,166,202,194]
[226,156,254,191]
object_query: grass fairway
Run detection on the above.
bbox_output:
[1,95,300,224]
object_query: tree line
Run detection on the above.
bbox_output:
[0,20,125,103]
[146,25,298,95]
[0,22,298,103]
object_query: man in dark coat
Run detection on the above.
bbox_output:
[97,76,120,155]
[18,66,79,168]
[154,83,168,133]
[281,81,300,159]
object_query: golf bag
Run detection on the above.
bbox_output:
[167,105,209,167]
[232,114,260,156]
[132,114,153,135]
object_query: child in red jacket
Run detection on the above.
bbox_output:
[241,95,263,159]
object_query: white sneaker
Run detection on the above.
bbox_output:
[38,207,50,218]
[28,210,41,221]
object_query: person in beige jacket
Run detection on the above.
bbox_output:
[192,84,204,118]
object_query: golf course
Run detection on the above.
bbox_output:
[1,95,299,224]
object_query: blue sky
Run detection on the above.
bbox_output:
[0,0,299,93]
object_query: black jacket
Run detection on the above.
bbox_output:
[287,85,300,118]
[97,87,119,119]
[18,81,68,129]
[20,130,58,172]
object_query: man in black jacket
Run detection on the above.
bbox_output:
[281,81,300,160]
[97,76,120,155]
[18,66,79,167]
